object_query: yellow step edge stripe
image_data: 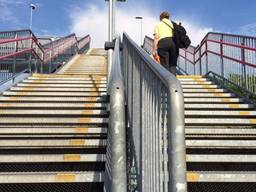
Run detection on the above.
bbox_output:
[69,139,85,146]
[251,119,256,124]
[55,173,76,182]
[81,110,93,115]
[221,98,231,102]
[229,104,241,108]
[0,103,12,107]
[177,75,203,78]
[214,93,225,97]
[64,154,81,161]
[240,111,251,115]
[202,85,211,88]
[79,118,92,123]
[187,172,200,182]
[75,127,89,133]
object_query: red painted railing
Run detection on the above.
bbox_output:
[143,32,256,94]
[0,29,91,84]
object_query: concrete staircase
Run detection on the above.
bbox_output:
[178,75,256,191]
[0,49,108,192]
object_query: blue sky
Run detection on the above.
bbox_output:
[0,0,255,46]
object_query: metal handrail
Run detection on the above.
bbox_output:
[105,37,127,192]
[144,32,256,96]
[0,29,91,83]
[124,33,186,192]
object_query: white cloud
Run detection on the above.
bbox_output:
[177,20,213,45]
[0,0,27,23]
[69,2,213,47]
[239,22,256,36]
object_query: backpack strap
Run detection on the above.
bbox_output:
[161,20,174,31]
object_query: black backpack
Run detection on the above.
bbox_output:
[162,20,191,49]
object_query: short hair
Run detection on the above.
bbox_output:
[160,11,170,20]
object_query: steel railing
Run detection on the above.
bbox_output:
[179,32,256,96]
[0,36,44,84]
[143,33,256,98]
[78,35,91,54]
[105,37,127,192]
[123,33,186,192]
[0,29,91,84]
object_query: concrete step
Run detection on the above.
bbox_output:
[183,88,226,93]
[32,74,106,78]
[187,171,256,182]
[17,83,107,88]
[0,154,105,163]
[0,182,103,191]
[185,110,256,116]
[186,118,256,125]
[178,78,208,82]
[0,109,108,117]
[184,93,236,98]
[187,154,256,162]
[28,77,106,81]
[0,102,106,109]
[28,77,107,82]
[180,81,214,85]
[0,96,106,102]
[0,117,108,125]
[186,140,256,148]
[0,172,102,183]
[31,75,106,79]
[184,98,243,103]
[185,103,253,109]
[23,80,107,84]
[185,128,256,135]
[11,87,107,92]
[0,127,107,134]
[3,91,106,96]
[181,85,219,89]
[0,139,106,147]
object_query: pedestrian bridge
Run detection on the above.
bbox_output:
[0,29,255,192]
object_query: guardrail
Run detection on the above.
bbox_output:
[0,36,44,84]
[78,35,91,54]
[179,32,256,96]
[105,37,127,192]
[124,33,187,192]
[0,29,91,84]
[144,33,256,98]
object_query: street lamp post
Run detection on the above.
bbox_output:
[135,16,143,46]
[29,4,36,31]
[105,0,126,83]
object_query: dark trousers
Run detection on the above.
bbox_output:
[157,37,178,75]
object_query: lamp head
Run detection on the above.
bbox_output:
[30,4,36,10]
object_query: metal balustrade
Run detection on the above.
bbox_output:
[143,33,256,98]
[0,29,91,84]
[123,33,186,192]
[105,37,127,192]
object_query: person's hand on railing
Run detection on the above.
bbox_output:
[152,51,160,64]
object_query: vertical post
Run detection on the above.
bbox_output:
[185,49,187,73]
[140,19,143,46]
[220,34,224,77]
[28,33,33,73]
[29,4,36,30]
[30,8,33,30]
[107,0,114,84]
[205,41,209,73]
[12,33,18,84]
[199,47,202,75]
[168,82,187,192]
[241,37,247,89]
[193,48,196,75]
[112,0,116,38]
